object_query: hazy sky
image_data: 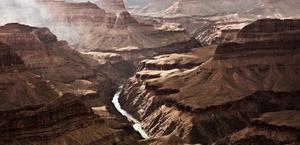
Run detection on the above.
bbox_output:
[0,0,85,43]
[0,0,50,26]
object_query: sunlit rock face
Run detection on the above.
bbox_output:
[121,19,300,144]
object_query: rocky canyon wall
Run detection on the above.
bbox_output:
[121,19,300,144]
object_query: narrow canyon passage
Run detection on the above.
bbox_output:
[112,85,150,139]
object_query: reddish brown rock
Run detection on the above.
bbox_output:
[214,110,300,145]
[0,23,134,110]
[121,19,300,144]
[236,19,300,42]
[0,22,142,145]
[0,94,141,145]
[0,43,24,72]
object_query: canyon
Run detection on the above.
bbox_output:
[126,0,300,47]
[39,0,200,66]
[0,0,299,145]
[120,19,300,144]
[126,0,300,18]
[0,23,141,144]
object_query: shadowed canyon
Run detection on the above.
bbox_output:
[0,0,299,145]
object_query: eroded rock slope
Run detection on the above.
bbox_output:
[121,19,300,144]
[0,22,141,145]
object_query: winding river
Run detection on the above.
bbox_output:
[112,86,149,139]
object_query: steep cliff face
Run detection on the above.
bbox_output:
[214,111,300,145]
[0,24,59,109]
[236,19,300,42]
[0,43,24,72]
[0,23,61,68]
[121,19,300,144]
[0,22,145,144]
[0,94,141,145]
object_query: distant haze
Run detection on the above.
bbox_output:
[0,0,83,44]
[0,0,50,26]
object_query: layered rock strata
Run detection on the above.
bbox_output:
[133,15,249,46]
[0,22,141,144]
[127,0,300,18]
[0,23,133,109]
[214,110,300,145]
[39,0,200,66]
[120,19,300,144]
[0,94,141,145]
